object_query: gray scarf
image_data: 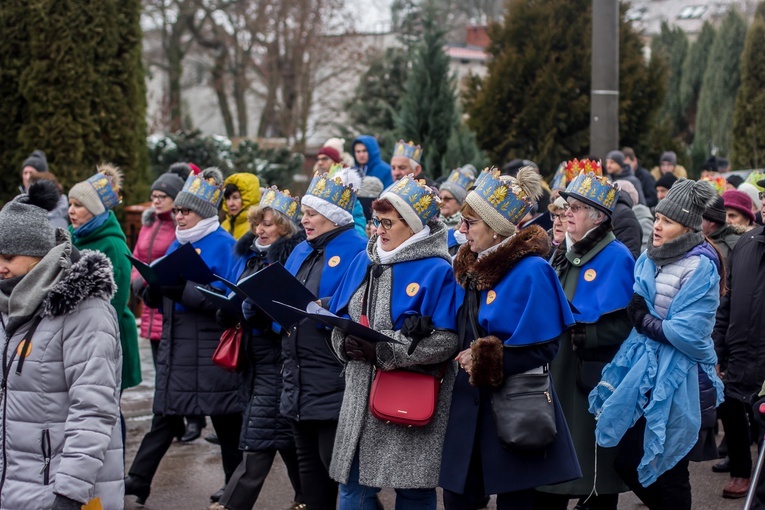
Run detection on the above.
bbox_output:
[646,230,704,268]
[0,236,71,334]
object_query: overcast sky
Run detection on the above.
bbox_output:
[348,0,393,33]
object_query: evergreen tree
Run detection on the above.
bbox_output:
[442,119,490,172]
[6,0,148,206]
[465,0,665,175]
[679,22,716,141]
[651,22,688,138]
[692,9,747,170]
[731,8,765,169]
[395,4,458,178]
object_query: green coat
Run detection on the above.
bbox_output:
[70,212,142,390]
[541,232,633,496]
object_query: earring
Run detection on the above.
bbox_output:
[493,234,497,239]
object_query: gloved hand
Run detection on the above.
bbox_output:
[344,335,376,362]
[242,299,259,322]
[570,324,587,351]
[627,293,650,332]
[51,495,83,510]
[142,285,163,309]
[752,396,765,429]
[131,277,147,298]
[160,285,186,303]
[401,315,434,355]
[216,309,241,330]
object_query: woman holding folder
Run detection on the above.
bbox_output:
[126,169,242,505]
[252,169,366,509]
[214,187,306,510]
[328,175,459,510]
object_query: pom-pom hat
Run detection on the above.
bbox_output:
[302,165,360,226]
[174,167,224,219]
[655,178,716,231]
[0,180,61,257]
[381,175,441,233]
[260,186,300,223]
[439,167,476,205]
[464,166,543,237]
[559,159,619,217]
[68,163,122,216]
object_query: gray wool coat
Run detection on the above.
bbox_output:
[329,221,459,489]
[0,247,123,510]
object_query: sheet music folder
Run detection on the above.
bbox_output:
[126,243,217,287]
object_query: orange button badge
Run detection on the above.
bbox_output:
[584,269,597,282]
[486,290,496,305]
[406,283,420,297]
[16,341,31,358]
[328,256,341,267]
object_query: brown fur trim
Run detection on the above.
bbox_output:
[454,225,551,290]
[469,335,504,387]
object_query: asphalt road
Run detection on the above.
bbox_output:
[122,336,751,510]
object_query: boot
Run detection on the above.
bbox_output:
[210,487,226,502]
[180,420,202,443]
[125,474,151,505]
[712,457,730,473]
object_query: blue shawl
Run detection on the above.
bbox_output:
[588,250,724,487]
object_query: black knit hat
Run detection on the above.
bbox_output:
[0,180,61,257]
[21,150,48,173]
[655,178,716,231]
[655,172,678,190]
[702,195,727,225]
[151,173,185,200]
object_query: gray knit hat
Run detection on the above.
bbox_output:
[174,167,224,219]
[660,151,677,166]
[21,150,48,173]
[151,173,185,199]
[69,163,122,216]
[655,178,715,231]
[0,180,61,257]
[606,150,625,167]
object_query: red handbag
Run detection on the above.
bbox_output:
[213,323,243,372]
[369,368,442,427]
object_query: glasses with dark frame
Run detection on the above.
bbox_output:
[372,216,404,230]
[567,203,590,214]
[460,217,482,230]
[171,207,193,216]
[150,193,170,201]
[549,212,567,222]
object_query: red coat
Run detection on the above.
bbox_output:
[130,208,176,341]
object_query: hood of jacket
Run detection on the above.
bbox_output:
[353,135,383,167]
[44,249,116,317]
[222,173,261,215]
[141,207,174,227]
[367,219,450,265]
[454,225,550,290]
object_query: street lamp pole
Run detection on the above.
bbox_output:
[590,0,619,159]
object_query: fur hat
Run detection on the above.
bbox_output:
[151,173,185,199]
[702,195,727,225]
[69,163,122,215]
[0,180,61,257]
[21,149,48,173]
[722,189,755,224]
[655,178,715,231]
[174,167,224,219]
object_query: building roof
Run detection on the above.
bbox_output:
[626,0,756,38]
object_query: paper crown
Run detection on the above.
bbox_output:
[87,172,121,210]
[305,171,357,214]
[182,173,223,208]
[561,161,619,215]
[393,140,423,164]
[260,186,300,222]
[445,168,475,191]
[471,168,535,225]
[384,175,440,227]
[701,175,727,196]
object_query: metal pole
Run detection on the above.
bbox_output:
[590,0,619,159]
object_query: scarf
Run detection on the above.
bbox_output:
[646,231,704,267]
[251,237,271,253]
[73,211,109,240]
[375,225,431,264]
[175,216,220,245]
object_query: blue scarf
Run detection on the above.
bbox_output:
[588,250,724,487]
[73,211,110,240]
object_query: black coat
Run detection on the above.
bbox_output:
[235,231,306,451]
[713,227,765,402]
[635,164,658,208]
[611,192,642,259]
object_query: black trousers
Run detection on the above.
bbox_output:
[532,491,618,509]
[291,419,338,510]
[219,447,303,510]
[129,412,242,483]
[614,417,691,510]
[718,397,753,478]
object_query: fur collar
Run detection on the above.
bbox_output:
[234,230,307,265]
[141,207,174,227]
[235,231,257,257]
[454,225,550,290]
[567,221,612,258]
[43,250,116,317]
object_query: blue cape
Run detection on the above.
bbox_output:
[589,250,724,487]
[456,256,575,346]
[569,239,635,323]
[353,135,393,189]
[284,228,367,299]
[330,251,457,331]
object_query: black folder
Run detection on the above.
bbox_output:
[126,243,217,287]
[195,286,244,316]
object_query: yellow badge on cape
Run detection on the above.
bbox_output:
[195,248,202,255]
[406,283,420,297]
[16,341,31,358]
[584,269,597,282]
[328,256,341,267]
[486,290,497,305]
[82,498,103,510]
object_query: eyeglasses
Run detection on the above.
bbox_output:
[440,196,456,202]
[372,216,403,230]
[567,203,590,214]
[171,207,192,216]
[460,217,482,230]
[150,193,169,201]
[759,192,765,201]
[549,212,567,222]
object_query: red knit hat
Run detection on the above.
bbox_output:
[317,146,342,164]
[722,189,755,224]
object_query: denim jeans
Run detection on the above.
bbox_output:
[339,454,437,510]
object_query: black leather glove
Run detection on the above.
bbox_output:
[570,324,587,351]
[753,396,765,429]
[216,309,241,329]
[627,293,650,332]
[401,315,434,355]
[142,285,163,309]
[131,277,147,298]
[344,335,376,362]
[51,495,83,510]
[160,285,186,303]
